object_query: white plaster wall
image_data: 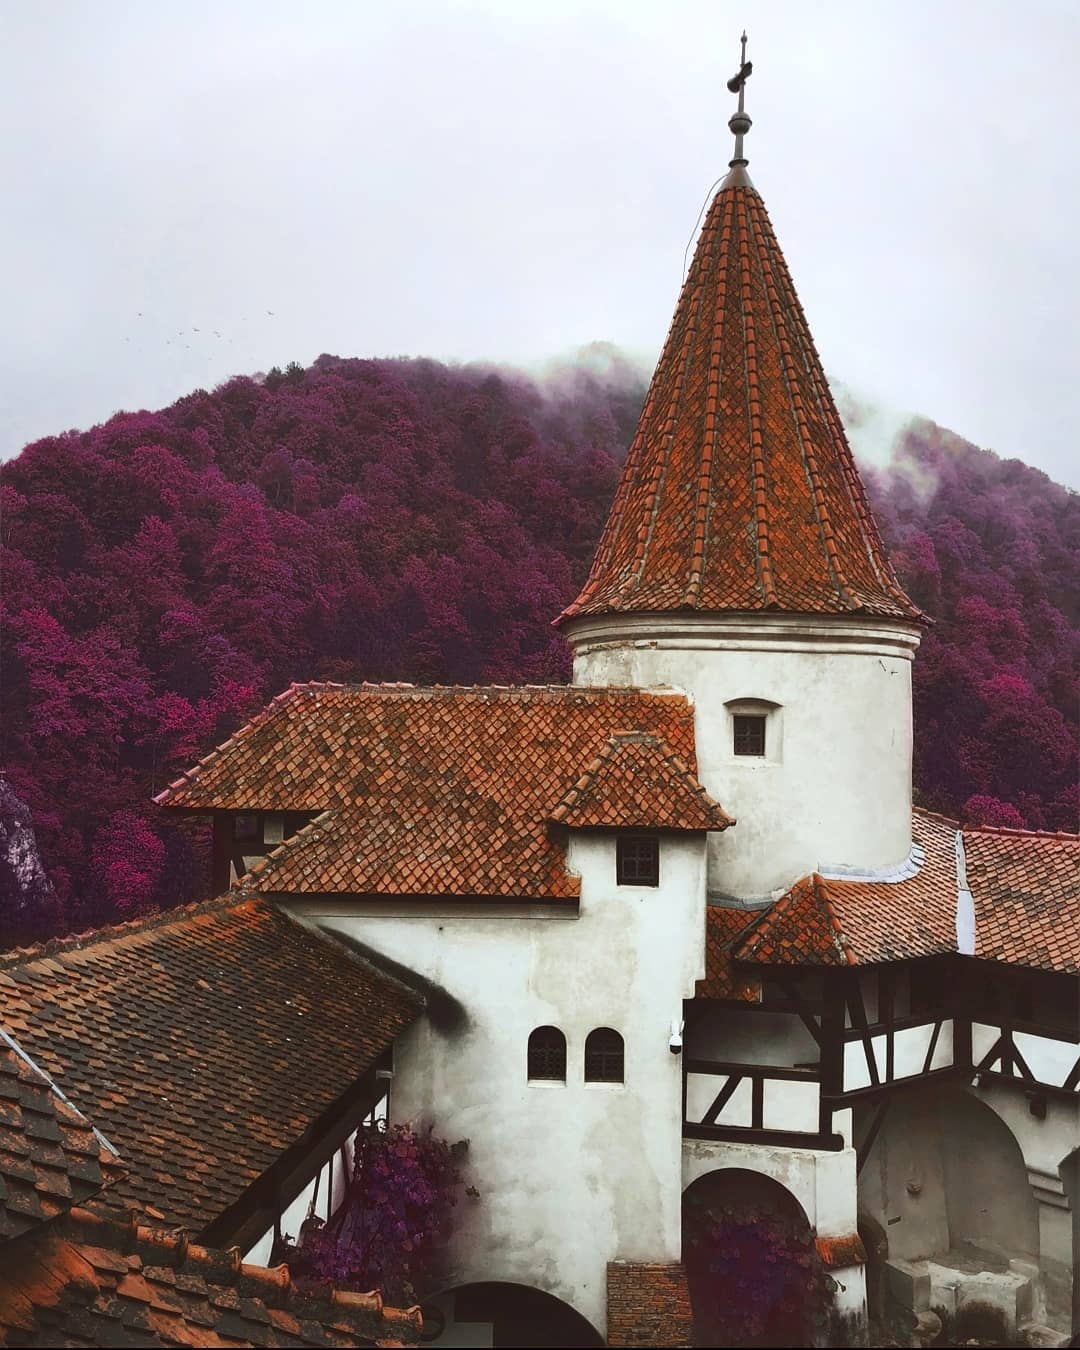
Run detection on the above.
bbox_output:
[688,1004,820,1068]
[856,1090,950,1261]
[972,1023,1078,1090]
[684,1072,819,1133]
[288,830,706,1339]
[567,613,921,897]
[682,1137,859,1240]
[843,1022,954,1092]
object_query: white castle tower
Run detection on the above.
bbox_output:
[557,54,926,900]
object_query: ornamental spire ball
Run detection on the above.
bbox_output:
[726,30,753,167]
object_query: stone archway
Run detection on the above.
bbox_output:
[421,1281,604,1349]
[682,1168,832,1348]
[856,1085,1046,1340]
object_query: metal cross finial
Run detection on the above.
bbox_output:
[726,30,753,167]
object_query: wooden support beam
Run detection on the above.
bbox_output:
[683,1123,845,1152]
[856,1098,891,1176]
[751,1075,764,1129]
[845,973,879,1087]
[702,1075,743,1126]
[921,1020,942,1076]
[684,1058,818,1082]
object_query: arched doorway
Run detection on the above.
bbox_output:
[421,1282,603,1348]
[856,1086,1038,1265]
[682,1168,833,1348]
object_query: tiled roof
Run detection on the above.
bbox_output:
[0,1206,421,1347]
[0,894,423,1232]
[548,732,734,832]
[722,809,1079,973]
[818,810,960,965]
[158,683,714,900]
[695,905,763,1001]
[733,874,852,967]
[558,175,923,626]
[0,1032,123,1242]
[964,826,1080,974]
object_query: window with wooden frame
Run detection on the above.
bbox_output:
[527,1026,567,1082]
[733,714,766,757]
[584,1027,624,1083]
[616,833,659,887]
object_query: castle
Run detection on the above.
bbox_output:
[1,47,1076,1350]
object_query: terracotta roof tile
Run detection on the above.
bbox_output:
[695,906,762,1001]
[723,809,1078,973]
[964,826,1080,974]
[558,179,924,627]
[0,896,423,1232]
[733,873,853,967]
[0,1033,123,1242]
[548,732,734,832]
[158,683,712,899]
[0,1206,421,1347]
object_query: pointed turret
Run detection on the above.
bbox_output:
[558,40,922,627]
[565,40,924,899]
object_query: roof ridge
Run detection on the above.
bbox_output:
[685,190,734,607]
[153,681,305,805]
[737,191,778,607]
[241,808,337,886]
[765,204,924,617]
[912,805,961,828]
[0,1026,124,1164]
[963,823,1080,842]
[0,890,248,972]
[615,199,714,607]
[750,193,852,608]
[812,872,857,966]
[547,730,733,829]
[61,1205,422,1327]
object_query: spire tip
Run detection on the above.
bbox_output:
[726,32,753,167]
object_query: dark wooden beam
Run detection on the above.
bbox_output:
[684,1058,819,1082]
[921,1020,942,1076]
[856,1098,891,1176]
[845,972,879,1087]
[751,1075,764,1129]
[822,1064,965,1107]
[683,1124,845,1152]
[702,1074,743,1126]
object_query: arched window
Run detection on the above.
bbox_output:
[527,1026,566,1082]
[584,1028,624,1083]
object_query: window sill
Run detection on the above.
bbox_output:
[583,1081,626,1091]
[527,1078,567,1088]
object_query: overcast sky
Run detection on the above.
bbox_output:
[3,0,1077,487]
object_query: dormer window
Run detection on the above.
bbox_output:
[617,834,659,887]
[733,714,766,757]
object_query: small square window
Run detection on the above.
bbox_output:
[233,813,260,842]
[733,714,766,757]
[617,834,659,887]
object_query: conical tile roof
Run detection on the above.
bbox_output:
[558,169,924,625]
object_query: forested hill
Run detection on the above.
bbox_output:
[1,350,1076,944]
